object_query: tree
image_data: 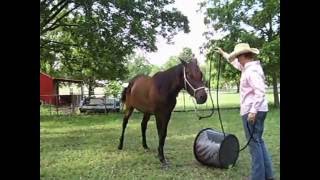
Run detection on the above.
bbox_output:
[105,81,123,98]
[179,47,193,61]
[126,54,153,80]
[202,0,280,107]
[149,65,162,76]
[161,47,194,70]
[161,56,179,70]
[52,30,128,96]
[260,35,280,105]
[200,60,214,88]
[40,0,190,96]
[41,0,190,50]
[205,51,232,90]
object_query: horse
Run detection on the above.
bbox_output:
[118,57,208,167]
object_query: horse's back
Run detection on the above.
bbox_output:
[130,75,153,93]
[128,75,158,113]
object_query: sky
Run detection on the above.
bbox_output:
[135,0,222,66]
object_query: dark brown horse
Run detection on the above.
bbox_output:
[118,57,207,167]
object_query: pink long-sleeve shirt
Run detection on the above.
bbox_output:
[230,60,268,115]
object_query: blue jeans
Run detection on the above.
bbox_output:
[242,111,274,180]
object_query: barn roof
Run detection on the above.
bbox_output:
[40,72,83,83]
[40,72,52,79]
[53,78,83,83]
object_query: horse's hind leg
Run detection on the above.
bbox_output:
[141,113,151,149]
[118,107,134,150]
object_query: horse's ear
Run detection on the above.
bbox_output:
[179,57,187,66]
[191,56,198,65]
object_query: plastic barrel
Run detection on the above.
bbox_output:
[193,128,240,168]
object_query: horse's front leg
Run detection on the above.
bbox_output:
[155,111,172,168]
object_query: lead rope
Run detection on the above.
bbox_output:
[212,53,259,168]
[214,54,257,148]
[190,57,215,120]
[216,55,225,137]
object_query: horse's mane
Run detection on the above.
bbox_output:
[152,63,183,78]
[152,63,184,98]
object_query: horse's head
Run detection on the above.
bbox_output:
[180,56,207,104]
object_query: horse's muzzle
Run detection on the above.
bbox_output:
[196,91,207,104]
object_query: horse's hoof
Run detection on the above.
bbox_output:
[143,145,149,150]
[118,145,123,150]
[161,161,170,170]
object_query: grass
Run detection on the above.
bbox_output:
[40,108,280,179]
[174,91,277,111]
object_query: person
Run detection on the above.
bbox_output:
[215,43,275,180]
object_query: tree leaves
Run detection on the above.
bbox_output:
[40,0,190,90]
[203,0,280,91]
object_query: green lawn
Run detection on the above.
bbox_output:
[174,91,276,111]
[40,108,280,179]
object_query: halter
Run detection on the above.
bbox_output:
[183,67,206,98]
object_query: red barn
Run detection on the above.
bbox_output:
[40,72,56,104]
[40,72,83,105]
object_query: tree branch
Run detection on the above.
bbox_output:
[40,0,55,8]
[258,27,267,36]
[48,0,68,16]
[268,17,273,42]
[41,39,80,47]
[59,23,79,27]
[41,5,78,34]
[51,4,77,26]
[41,0,69,31]
[45,23,79,32]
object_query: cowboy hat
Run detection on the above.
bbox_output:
[228,43,259,61]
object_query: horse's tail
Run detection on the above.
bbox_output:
[121,75,144,103]
[120,87,128,103]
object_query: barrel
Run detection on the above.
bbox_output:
[193,128,240,168]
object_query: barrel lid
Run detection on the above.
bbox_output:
[219,134,240,168]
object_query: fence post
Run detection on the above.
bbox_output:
[56,95,59,115]
[104,96,107,114]
[183,91,186,112]
[206,97,208,109]
[49,97,52,116]
[70,90,75,114]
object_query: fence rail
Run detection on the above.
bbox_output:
[40,90,279,116]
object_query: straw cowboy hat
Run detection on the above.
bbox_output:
[229,43,260,60]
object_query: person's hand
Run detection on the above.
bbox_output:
[214,47,230,60]
[214,47,225,55]
[248,113,256,124]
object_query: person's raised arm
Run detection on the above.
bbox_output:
[215,47,241,71]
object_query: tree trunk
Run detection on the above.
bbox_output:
[80,83,84,99]
[272,74,280,108]
[236,82,240,93]
[88,84,94,97]
[267,20,279,108]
